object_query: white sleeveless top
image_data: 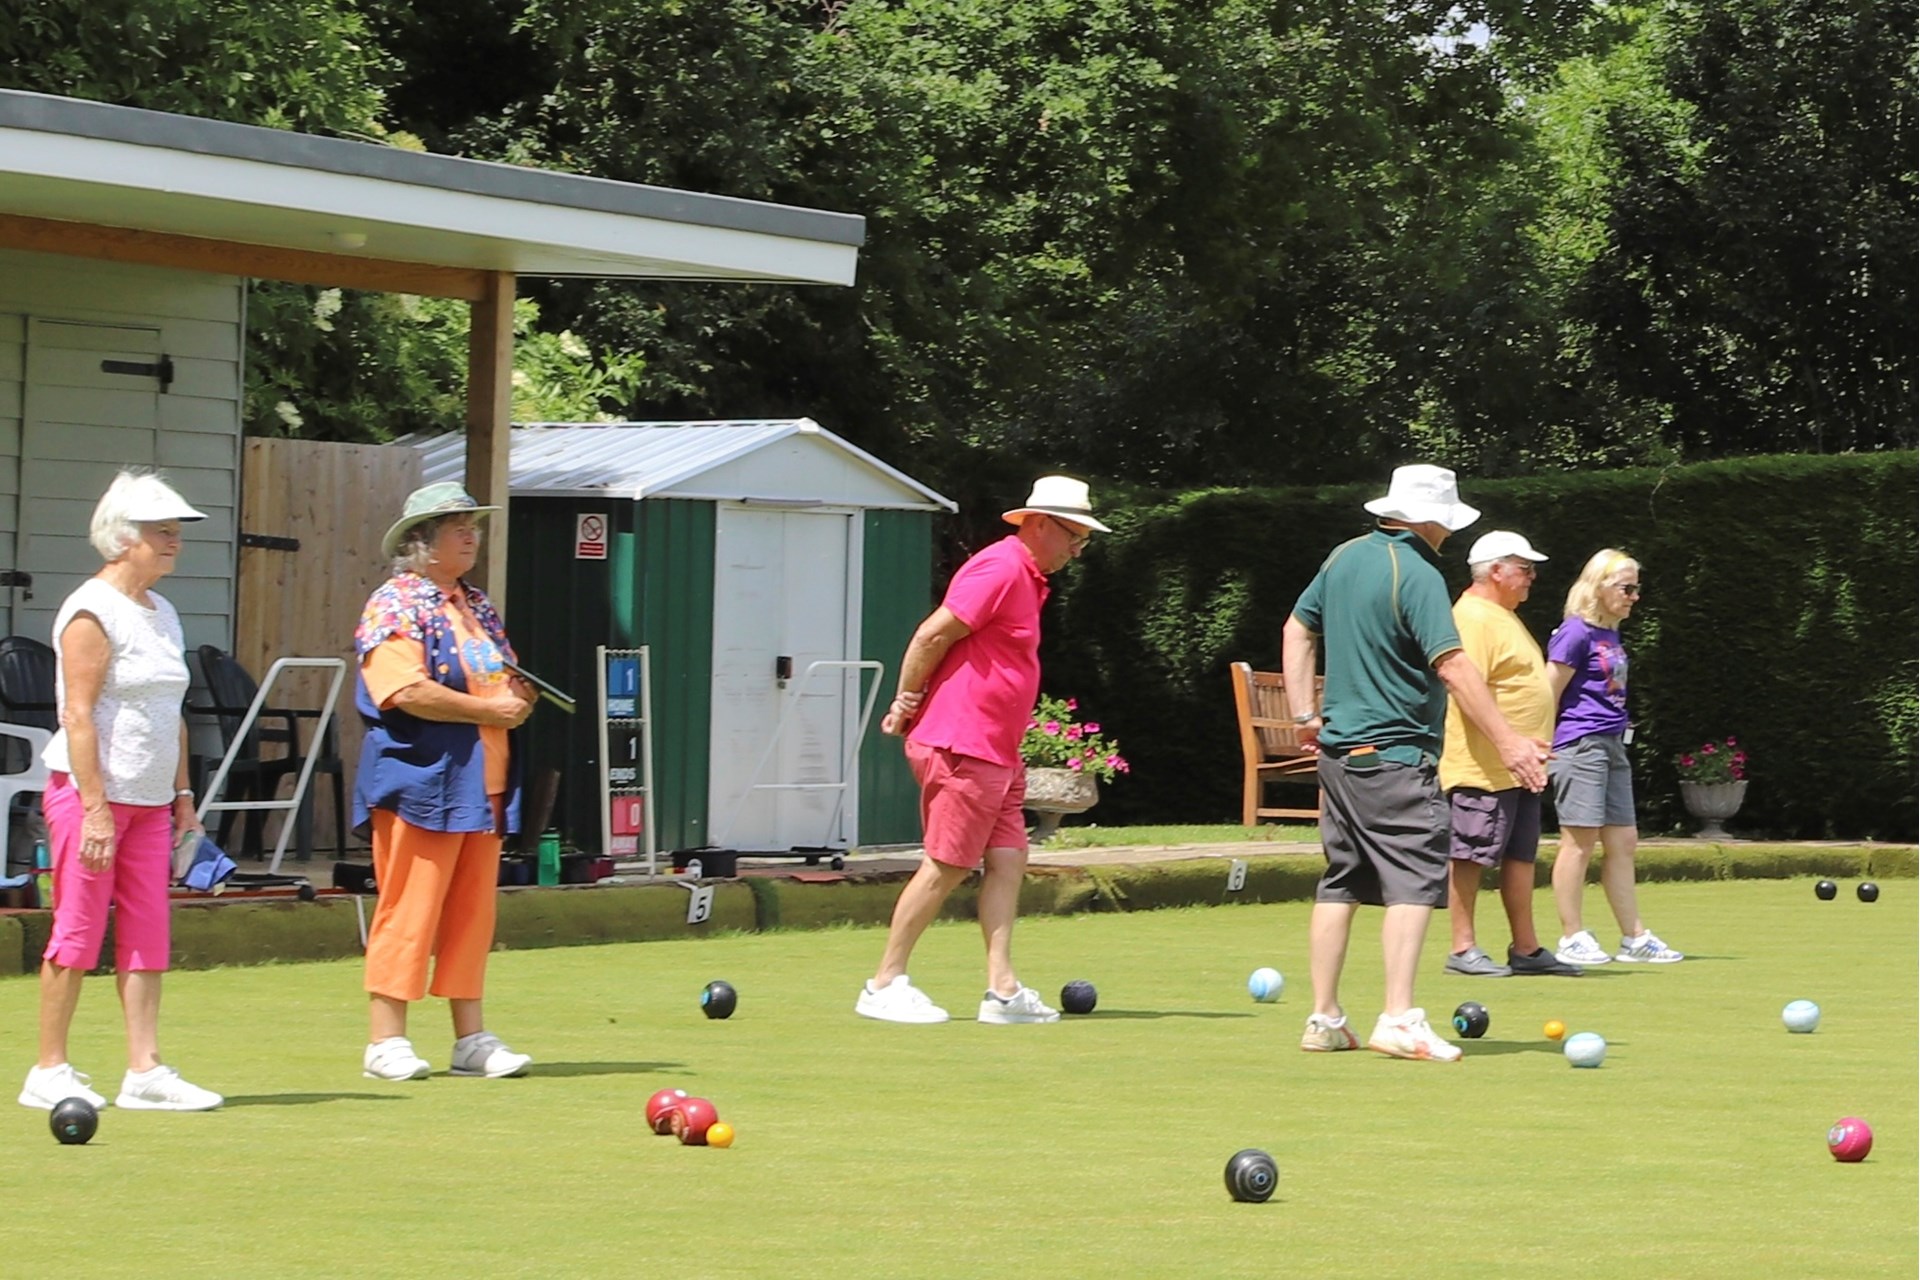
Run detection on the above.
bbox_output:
[42,578,191,806]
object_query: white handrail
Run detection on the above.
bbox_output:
[196,657,348,875]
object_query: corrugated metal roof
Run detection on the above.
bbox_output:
[401,419,955,511]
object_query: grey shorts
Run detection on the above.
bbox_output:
[1316,753,1447,908]
[1548,733,1636,828]
[1448,788,1542,866]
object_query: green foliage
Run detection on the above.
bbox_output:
[0,0,387,134]
[1041,453,1918,839]
[244,289,646,441]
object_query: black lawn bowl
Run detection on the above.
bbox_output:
[1814,880,1838,900]
[1060,980,1098,1015]
[50,1098,98,1145]
[1452,1001,1490,1039]
[1857,882,1880,903]
[701,980,738,1020]
[1224,1148,1278,1203]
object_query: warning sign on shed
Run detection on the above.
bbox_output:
[575,513,608,560]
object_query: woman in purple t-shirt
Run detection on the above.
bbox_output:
[1544,549,1684,967]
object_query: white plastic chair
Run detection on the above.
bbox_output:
[0,721,51,867]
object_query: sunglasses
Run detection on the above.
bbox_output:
[1612,582,1642,596]
[1049,516,1092,548]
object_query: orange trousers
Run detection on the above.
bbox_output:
[362,808,502,1003]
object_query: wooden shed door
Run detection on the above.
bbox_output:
[708,506,857,849]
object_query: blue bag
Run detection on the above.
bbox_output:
[181,835,238,892]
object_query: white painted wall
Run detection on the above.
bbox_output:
[0,248,242,652]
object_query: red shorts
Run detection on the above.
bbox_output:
[906,741,1028,869]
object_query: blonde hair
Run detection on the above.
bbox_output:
[1563,548,1641,627]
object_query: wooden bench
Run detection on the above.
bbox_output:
[1230,661,1322,824]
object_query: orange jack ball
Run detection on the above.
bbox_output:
[1544,1020,1567,1041]
[707,1122,735,1148]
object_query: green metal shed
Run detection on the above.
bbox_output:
[407,419,952,857]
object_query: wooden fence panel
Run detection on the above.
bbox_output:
[234,438,422,855]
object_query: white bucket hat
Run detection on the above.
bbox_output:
[1363,464,1480,532]
[1467,530,1547,565]
[1001,475,1111,534]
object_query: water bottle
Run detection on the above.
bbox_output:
[537,831,562,887]
[33,838,51,911]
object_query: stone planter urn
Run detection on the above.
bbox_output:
[1680,780,1747,839]
[1024,766,1099,841]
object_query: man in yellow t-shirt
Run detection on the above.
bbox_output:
[1440,532,1581,977]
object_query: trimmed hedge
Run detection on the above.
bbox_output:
[1040,453,1918,839]
[2,845,1908,974]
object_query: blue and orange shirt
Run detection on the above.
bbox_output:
[351,572,523,835]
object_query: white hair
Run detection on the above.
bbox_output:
[89,470,190,560]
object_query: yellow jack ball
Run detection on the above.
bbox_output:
[707,1122,735,1148]
[1544,1020,1566,1041]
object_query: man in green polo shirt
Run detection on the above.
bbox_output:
[1281,465,1549,1061]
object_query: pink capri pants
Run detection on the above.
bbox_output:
[42,773,174,972]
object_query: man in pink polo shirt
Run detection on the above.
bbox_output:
[856,476,1108,1024]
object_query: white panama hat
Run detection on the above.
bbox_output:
[1001,475,1111,534]
[1466,530,1548,565]
[1363,464,1480,533]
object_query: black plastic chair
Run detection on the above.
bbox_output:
[193,645,346,861]
[0,634,56,794]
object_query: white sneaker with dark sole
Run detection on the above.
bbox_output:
[978,986,1060,1024]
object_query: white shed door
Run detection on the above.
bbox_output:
[708,506,856,850]
[13,320,165,639]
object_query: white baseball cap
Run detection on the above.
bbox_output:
[1363,464,1480,532]
[119,474,207,523]
[1467,530,1547,565]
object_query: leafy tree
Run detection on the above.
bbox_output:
[1576,0,1917,457]
[0,0,387,135]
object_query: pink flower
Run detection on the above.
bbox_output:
[1117,759,1131,773]
[1067,757,1084,771]
[1105,753,1123,770]
[1066,698,1078,711]
[1726,736,1738,747]
[1084,723,1101,734]
[1680,754,1696,768]
[1733,752,1748,765]
[1066,725,1085,740]
[1702,742,1717,755]
[1044,721,1060,735]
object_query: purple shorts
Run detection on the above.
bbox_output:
[1447,787,1543,867]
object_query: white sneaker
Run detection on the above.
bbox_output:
[18,1063,108,1110]
[363,1037,432,1081]
[116,1065,223,1111]
[1556,930,1613,966]
[855,974,950,1023]
[1367,1008,1464,1062]
[449,1031,532,1078]
[1616,931,1685,963]
[978,986,1061,1024]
